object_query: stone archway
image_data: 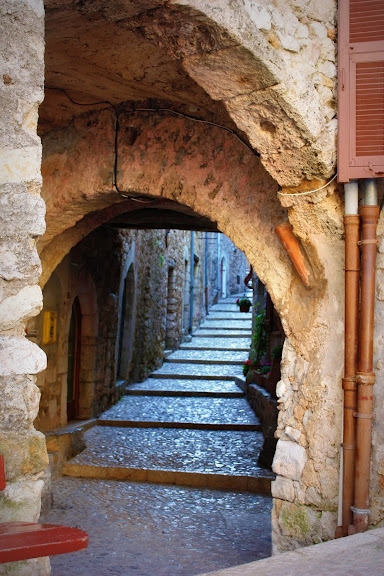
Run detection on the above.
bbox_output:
[40,102,345,551]
[1,0,355,565]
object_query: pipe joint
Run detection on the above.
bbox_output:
[341,443,356,450]
[342,377,357,391]
[356,372,376,386]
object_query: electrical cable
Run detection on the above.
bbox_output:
[277,172,338,197]
[45,87,258,202]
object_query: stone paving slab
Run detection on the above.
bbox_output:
[193,329,252,337]
[98,396,260,428]
[201,319,252,329]
[166,349,247,364]
[199,527,384,576]
[151,362,244,379]
[63,426,272,479]
[40,478,272,576]
[125,379,244,397]
[204,311,252,320]
[180,337,251,350]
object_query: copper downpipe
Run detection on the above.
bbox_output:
[351,204,380,533]
[337,214,360,537]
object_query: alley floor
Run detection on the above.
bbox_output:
[40,294,274,575]
[41,478,272,576]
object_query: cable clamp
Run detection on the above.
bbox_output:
[353,412,374,419]
[350,506,371,515]
[357,239,378,245]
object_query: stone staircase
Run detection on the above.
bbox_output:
[62,294,275,493]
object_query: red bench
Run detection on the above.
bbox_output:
[0,455,88,563]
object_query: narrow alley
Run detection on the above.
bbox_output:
[40,294,274,576]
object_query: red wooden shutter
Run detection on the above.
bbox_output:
[338,0,384,182]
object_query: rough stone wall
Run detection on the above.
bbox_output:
[0,1,49,574]
[371,218,384,528]
[131,228,187,380]
[132,0,337,185]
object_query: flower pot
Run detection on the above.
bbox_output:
[239,303,251,312]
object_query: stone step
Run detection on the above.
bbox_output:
[201,314,252,330]
[98,395,259,429]
[204,311,252,320]
[165,349,247,365]
[180,337,250,350]
[193,330,252,338]
[125,379,245,398]
[150,362,245,380]
[62,426,273,494]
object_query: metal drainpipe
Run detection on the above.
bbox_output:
[351,179,380,534]
[336,181,360,538]
[189,231,195,334]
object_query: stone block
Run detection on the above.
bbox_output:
[272,439,307,481]
[0,336,46,376]
[271,476,295,502]
[0,374,41,428]
[0,431,48,480]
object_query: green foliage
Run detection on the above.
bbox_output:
[236,297,252,307]
[272,344,283,359]
[249,304,267,366]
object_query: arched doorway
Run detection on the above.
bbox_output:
[67,297,81,420]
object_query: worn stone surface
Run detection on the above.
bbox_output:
[41,477,272,576]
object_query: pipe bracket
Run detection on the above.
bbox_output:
[357,239,378,245]
[350,506,371,515]
[353,412,374,419]
[341,443,356,450]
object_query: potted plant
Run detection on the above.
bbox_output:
[236,296,252,312]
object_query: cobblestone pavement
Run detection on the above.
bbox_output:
[125,379,244,397]
[62,426,271,477]
[180,337,250,350]
[41,478,272,576]
[98,395,260,428]
[42,294,274,575]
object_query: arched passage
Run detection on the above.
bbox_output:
[37,0,347,554]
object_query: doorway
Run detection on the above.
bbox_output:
[67,297,82,420]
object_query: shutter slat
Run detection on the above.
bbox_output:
[350,0,384,43]
[356,60,384,157]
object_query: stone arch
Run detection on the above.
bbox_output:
[40,103,346,550]
[40,109,333,347]
[37,0,347,552]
